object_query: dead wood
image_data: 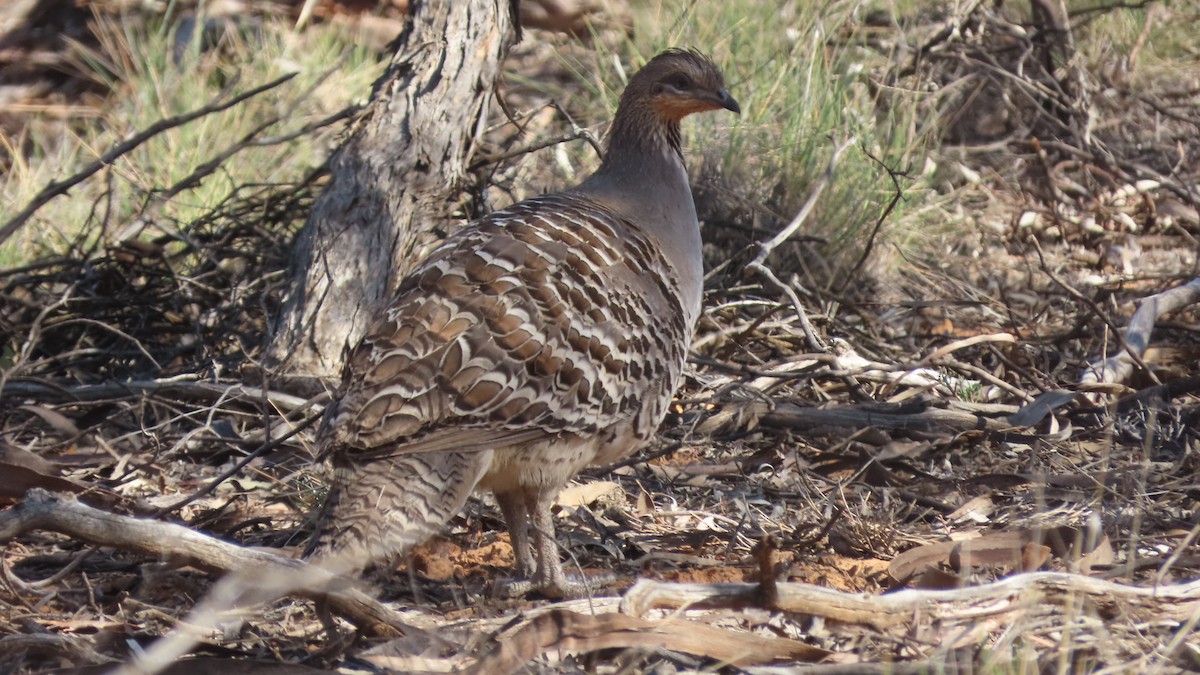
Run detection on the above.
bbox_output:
[1081,277,1200,389]
[462,608,829,674]
[620,572,1200,630]
[49,658,329,675]
[0,489,414,636]
[0,634,111,668]
[0,378,323,413]
[758,399,1009,433]
[267,0,521,380]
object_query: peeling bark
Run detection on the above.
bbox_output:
[268,0,518,382]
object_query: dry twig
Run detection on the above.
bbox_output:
[744,136,856,353]
[1081,277,1200,390]
[0,489,417,635]
[0,73,297,246]
[463,609,827,674]
[620,572,1200,629]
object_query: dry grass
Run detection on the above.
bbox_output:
[0,8,382,266]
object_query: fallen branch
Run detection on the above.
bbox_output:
[839,143,908,293]
[4,490,826,674]
[0,489,415,636]
[759,399,1010,433]
[1081,277,1200,389]
[0,633,111,667]
[462,609,828,674]
[620,572,1200,629]
[0,378,325,415]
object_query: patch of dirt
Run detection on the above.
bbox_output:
[408,535,515,582]
[786,555,892,593]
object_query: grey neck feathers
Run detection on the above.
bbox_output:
[573,97,704,322]
[575,99,696,233]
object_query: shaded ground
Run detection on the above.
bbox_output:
[3,0,1200,672]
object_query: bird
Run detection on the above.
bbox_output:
[308,49,740,598]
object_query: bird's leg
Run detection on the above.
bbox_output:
[495,490,616,598]
[495,490,536,576]
[526,491,581,599]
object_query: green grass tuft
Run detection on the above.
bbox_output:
[0,11,384,266]
[562,0,943,283]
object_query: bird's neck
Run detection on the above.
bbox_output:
[601,102,683,168]
[578,101,693,221]
[574,100,703,321]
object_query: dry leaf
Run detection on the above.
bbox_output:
[636,489,655,517]
[19,404,80,436]
[1077,535,1114,575]
[948,495,994,524]
[890,541,956,582]
[1021,542,1053,571]
[0,445,86,499]
[891,526,1085,582]
[1004,389,1076,429]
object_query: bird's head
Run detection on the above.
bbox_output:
[624,49,741,123]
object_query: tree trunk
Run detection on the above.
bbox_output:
[267,0,519,383]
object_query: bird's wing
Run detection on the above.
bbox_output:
[319,195,691,461]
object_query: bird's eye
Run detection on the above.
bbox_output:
[669,73,691,90]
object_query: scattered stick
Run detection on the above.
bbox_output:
[620,572,1200,629]
[748,136,857,270]
[468,127,601,171]
[759,399,1010,433]
[113,61,355,252]
[462,608,828,674]
[2,491,831,673]
[0,489,417,636]
[749,263,827,352]
[152,413,321,518]
[0,378,325,415]
[1031,237,1160,386]
[920,332,1017,363]
[928,356,1033,403]
[839,144,908,293]
[1080,277,1200,389]
[0,634,111,667]
[745,135,856,353]
[0,73,297,247]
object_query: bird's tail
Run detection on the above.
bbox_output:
[306,450,493,571]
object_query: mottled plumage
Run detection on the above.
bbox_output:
[311,49,739,596]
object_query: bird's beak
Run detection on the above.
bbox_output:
[715,88,741,114]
